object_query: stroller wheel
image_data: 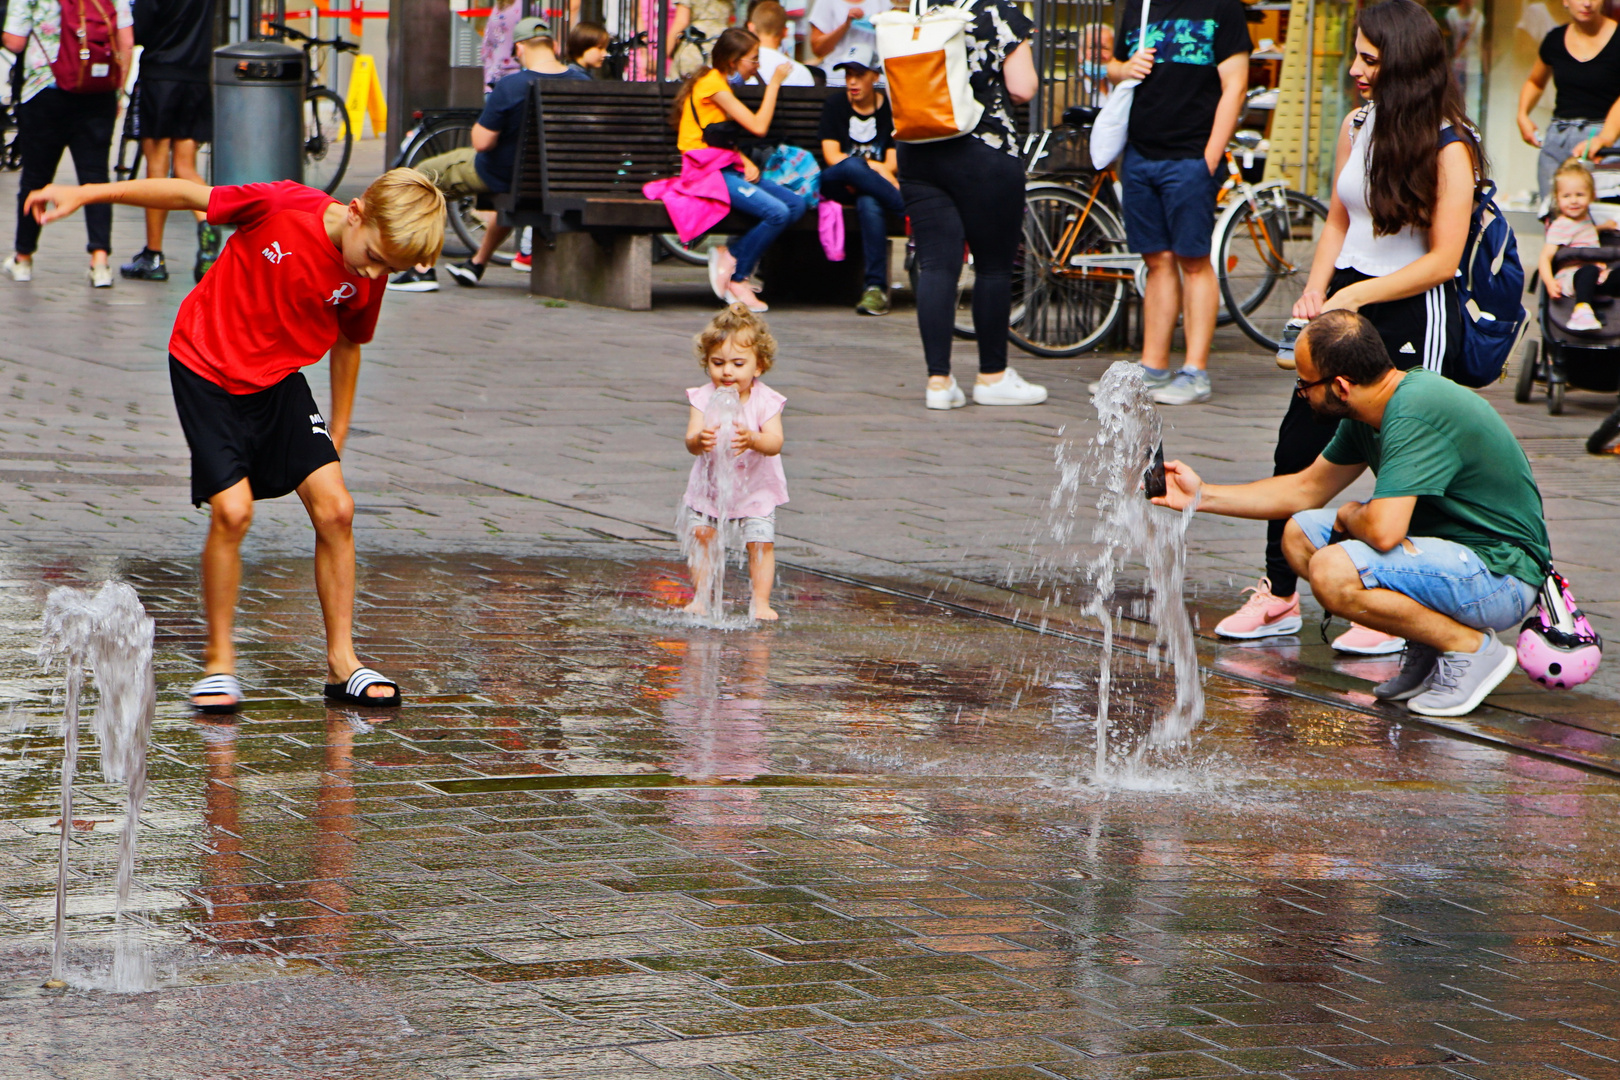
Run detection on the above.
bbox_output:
[1549,379,1565,416]
[1515,340,1537,404]
[1588,406,1620,454]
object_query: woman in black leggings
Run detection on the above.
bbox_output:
[901,0,1044,411]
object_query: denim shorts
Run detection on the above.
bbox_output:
[1292,509,1538,632]
[1120,147,1220,259]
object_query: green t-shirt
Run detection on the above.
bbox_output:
[1320,368,1550,586]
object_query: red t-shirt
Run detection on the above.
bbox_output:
[169,181,386,395]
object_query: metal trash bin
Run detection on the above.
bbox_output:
[212,41,305,187]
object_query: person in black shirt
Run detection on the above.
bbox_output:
[121,0,218,283]
[1518,0,1620,202]
[1107,0,1248,407]
[817,46,902,315]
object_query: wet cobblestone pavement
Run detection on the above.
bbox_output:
[3,552,1619,1079]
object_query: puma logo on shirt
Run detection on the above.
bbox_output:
[262,242,290,264]
[327,282,357,306]
[310,412,331,440]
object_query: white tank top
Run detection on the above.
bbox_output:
[1334,105,1437,277]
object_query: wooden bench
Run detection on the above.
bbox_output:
[491,80,904,310]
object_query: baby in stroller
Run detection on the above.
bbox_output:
[1539,160,1617,333]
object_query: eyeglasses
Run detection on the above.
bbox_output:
[1294,375,1332,397]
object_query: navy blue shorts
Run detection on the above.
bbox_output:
[1120,147,1221,259]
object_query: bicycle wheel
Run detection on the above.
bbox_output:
[303,87,353,195]
[1009,184,1130,358]
[1218,187,1329,351]
[400,117,515,266]
[659,233,725,265]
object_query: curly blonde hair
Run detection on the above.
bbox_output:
[1555,158,1597,199]
[693,304,777,373]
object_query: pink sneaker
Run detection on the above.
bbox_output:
[1330,622,1405,655]
[1214,578,1302,639]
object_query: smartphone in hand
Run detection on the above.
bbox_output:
[1144,444,1166,499]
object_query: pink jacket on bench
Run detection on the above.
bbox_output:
[643,148,743,244]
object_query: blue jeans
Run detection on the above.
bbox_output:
[1291,509,1538,632]
[821,155,905,287]
[721,168,807,280]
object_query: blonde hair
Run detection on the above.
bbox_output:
[361,168,446,267]
[1555,159,1597,199]
[747,0,788,38]
[694,304,777,374]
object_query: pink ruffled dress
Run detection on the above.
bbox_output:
[683,381,789,520]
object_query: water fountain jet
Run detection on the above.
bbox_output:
[679,385,748,626]
[37,581,156,992]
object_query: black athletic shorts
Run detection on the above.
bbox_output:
[132,77,212,143]
[169,357,340,507]
[1328,266,1463,377]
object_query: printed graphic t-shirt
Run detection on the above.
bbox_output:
[1114,0,1250,160]
[170,181,386,395]
[1321,368,1552,586]
[818,90,894,159]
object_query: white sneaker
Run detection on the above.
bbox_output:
[925,376,967,410]
[972,366,1048,406]
[89,264,112,288]
[3,256,32,282]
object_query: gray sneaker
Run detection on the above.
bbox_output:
[856,285,890,316]
[1089,363,1174,395]
[1407,633,1517,717]
[1151,367,1213,406]
[1373,642,1440,701]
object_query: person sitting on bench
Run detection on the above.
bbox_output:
[389,17,586,292]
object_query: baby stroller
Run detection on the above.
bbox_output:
[1517,241,1620,415]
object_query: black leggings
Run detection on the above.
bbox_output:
[1572,264,1620,305]
[1262,266,1455,595]
[899,136,1026,378]
[14,87,117,256]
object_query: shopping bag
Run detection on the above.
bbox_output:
[874,0,982,144]
[1089,0,1153,170]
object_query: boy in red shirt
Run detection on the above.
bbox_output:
[26,169,444,712]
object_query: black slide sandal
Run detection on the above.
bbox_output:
[324,666,402,707]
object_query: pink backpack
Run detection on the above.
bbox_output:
[45,0,121,94]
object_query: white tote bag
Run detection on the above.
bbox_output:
[1089,0,1152,169]
[874,0,983,144]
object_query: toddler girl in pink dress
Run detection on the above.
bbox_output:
[681,305,788,620]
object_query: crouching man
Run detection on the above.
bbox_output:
[1154,310,1550,717]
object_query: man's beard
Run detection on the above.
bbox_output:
[1308,385,1352,420]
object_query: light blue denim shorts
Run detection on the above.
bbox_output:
[1292,508,1538,632]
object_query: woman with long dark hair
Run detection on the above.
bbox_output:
[1211,0,1481,660]
[670,26,802,312]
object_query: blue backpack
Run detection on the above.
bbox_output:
[1438,125,1527,387]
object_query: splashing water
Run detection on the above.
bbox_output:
[37,582,156,992]
[678,385,747,625]
[1049,362,1202,781]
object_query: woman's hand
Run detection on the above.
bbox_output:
[768,60,792,86]
[1518,115,1542,148]
[741,156,760,182]
[1120,47,1155,82]
[1151,460,1203,512]
[1321,286,1362,313]
[1293,288,1326,319]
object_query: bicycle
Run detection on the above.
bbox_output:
[392,109,517,266]
[267,22,355,195]
[1008,111,1328,357]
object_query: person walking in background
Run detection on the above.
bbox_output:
[672,27,803,313]
[906,0,1044,410]
[669,0,734,77]
[1104,0,1250,407]
[1213,0,1481,658]
[2,0,133,286]
[746,1,816,86]
[808,0,873,78]
[818,43,900,316]
[121,0,219,284]
[1445,0,1484,121]
[1517,0,1620,203]
[481,0,523,92]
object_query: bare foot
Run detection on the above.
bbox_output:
[683,599,708,615]
[752,605,778,621]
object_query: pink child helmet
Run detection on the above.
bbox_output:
[1516,571,1603,689]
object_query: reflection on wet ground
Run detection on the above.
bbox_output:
[2,553,1618,1079]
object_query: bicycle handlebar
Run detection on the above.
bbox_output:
[266,22,360,52]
